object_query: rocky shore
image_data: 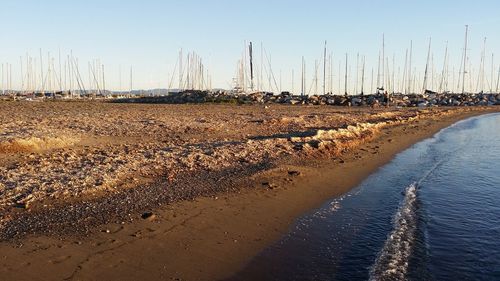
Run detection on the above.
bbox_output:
[114,90,500,107]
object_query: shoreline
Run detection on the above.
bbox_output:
[1,107,499,281]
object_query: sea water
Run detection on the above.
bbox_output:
[231,113,500,281]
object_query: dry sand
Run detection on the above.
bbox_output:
[0,101,498,280]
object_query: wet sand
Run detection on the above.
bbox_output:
[0,102,498,281]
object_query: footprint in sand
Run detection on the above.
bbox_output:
[49,255,72,264]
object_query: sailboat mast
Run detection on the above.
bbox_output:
[439,42,448,93]
[119,65,122,93]
[69,52,73,96]
[385,57,390,93]
[58,48,62,92]
[408,41,413,94]
[496,65,500,93]
[382,33,385,90]
[301,56,305,96]
[462,25,468,94]
[329,52,334,93]
[422,38,432,94]
[243,41,247,92]
[249,42,254,92]
[260,42,263,91]
[361,56,365,95]
[179,49,183,90]
[102,64,105,94]
[314,60,318,95]
[376,51,381,89]
[402,49,408,94]
[1,64,3,95]
[39,48,44,94]
[477,37,486,92]
[9,64,12,95]
[370,68,374,95]
[392,54,395,93]
[323,40,327,95]
[355,53,359,94]
[63,57,67,93]
[344,53,348,95]
[20,57,24,94]
[490,53,494,93]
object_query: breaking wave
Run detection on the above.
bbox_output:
[369,183,419,281]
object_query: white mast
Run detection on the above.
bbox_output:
[1,63,3,95]
[63,57,67,93]
[329,52,334,93]
[382,33,385,90]
[243,41,247,92]
[422,38,432,94]
[344,53,348,95]
[119,65,122,93]
[69,51,74,96]
[496,65,500,93]
[361,55,365,95]
[462,25,468,94]
[58,48,62,92]
[355,52,359,94]
[130,66,133,95]
[314,60,318,95]
[490,53,494,93]
[9,64,12,95]
[260,42,263,91]
[179,49,183,90]
[39,48,44,94]
[392,54,396,93]
[20,57,24,94]
[477,37,486,93]
[385,57,390,93]
[370,67,374,95]
[301,56,305,96]
[102,64,105,95]
[323,40,327,95]
[402,48,408,94]
[338,61,341,94]
[439,41,449,93]
[279,69,282,93]
[376,51,381,90]
[408,41,413,94]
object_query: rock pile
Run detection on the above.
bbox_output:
[114,91,500,107]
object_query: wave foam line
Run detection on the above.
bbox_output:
[369,183,419,281]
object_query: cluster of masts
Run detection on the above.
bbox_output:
[168,50,212,91]
[0,50,107,97]
[232,42,282,93]
[233,26,500,96]
[1,26,500,98]
[0,48,213,98]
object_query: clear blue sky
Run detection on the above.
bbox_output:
[1,0,499,92]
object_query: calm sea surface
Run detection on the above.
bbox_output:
[231,113,500,281]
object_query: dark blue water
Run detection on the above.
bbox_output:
[231,113,500,281]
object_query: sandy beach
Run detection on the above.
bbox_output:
[0,102,498,281]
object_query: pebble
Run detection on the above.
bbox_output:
[141,212,156,221]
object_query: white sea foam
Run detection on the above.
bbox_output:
[369,183,419,281]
